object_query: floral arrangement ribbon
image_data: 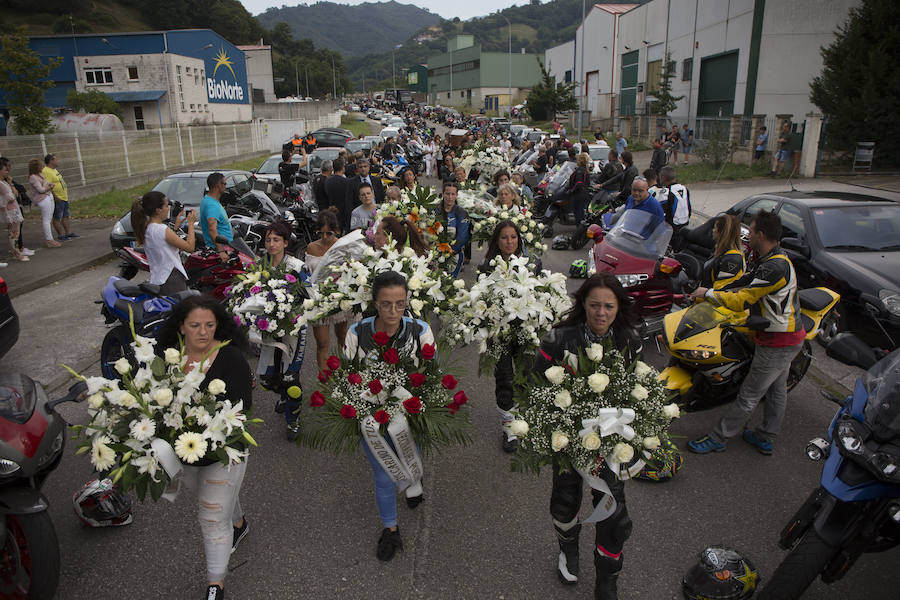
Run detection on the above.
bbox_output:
[578,408,637,442]
[251,329,298,376]
[358,384,424,497]
[149,438,184,503]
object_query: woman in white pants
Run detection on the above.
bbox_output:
[27,158,60,247]
[423,137,437,178]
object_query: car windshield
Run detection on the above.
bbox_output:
[813,204,900,251]
[151,176,207,206]
[257,157,281,174]
[673,302,731,344]
[589,147,607,161]
[606,209,672,259]
[308,148,341,170]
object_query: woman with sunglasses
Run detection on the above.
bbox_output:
[303,207,351,370]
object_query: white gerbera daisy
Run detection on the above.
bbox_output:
[174,432,207,464]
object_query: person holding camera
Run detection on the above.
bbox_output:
[131,190,196,295]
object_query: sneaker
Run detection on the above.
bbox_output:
[285,420,301,443]
[206,584,224,600]
[231,518,249,554]
[0,262,7,268]
[502,431,519,453]
[66,232,80,238]
[687,435,727,454]
[743,429,774,455]
[376,527,402,561]
[58,234,70,241]
[21,248,34,256]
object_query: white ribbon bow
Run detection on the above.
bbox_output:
[578,408,637,441]
[150,438,184,503]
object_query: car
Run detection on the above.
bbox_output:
[587,142,611,171]
[109,170,254,249]
[555,150,572,165]
[379,127,400,140]
[364,135,384,146]
[306,147,343,176]
[309,129,352,147]
[684,191,900,350]
[525,130,546,144]
[0,276,19,361]
[349,104,360,112]
[387,118,405,129]
[491,117,511,131]
[345,139,373,156]
[251,153,308,186]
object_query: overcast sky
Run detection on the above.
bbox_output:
[240,0,527,21]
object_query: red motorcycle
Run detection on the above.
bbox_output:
[587,209,690,336]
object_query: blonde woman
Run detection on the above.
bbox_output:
[705,214,746,290]
[27,158,60,247]
[495,183,521,210]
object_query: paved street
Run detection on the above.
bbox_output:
[2,115,897,599]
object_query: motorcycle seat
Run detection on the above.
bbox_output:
[114,298,145,323]
[139,282,162,296]
[798,288,835,312]
[113,278,144,297]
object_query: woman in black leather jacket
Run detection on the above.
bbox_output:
[533,273,641,600]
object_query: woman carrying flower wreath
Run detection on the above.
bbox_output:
[374,215,431,258]
[433,180,469,277]
[343,271,435,561]
[532,274,642,600]
[155,295,253,600]
[399,167,418,194]
[478,220,542,452]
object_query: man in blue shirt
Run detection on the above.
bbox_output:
[199,172,233,261]
[615,131,628,155]
[624,176,665,237]
[754,126,768,162]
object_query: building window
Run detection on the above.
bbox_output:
[682,58,692,81]
[85,67,113,85]
[460,91,464,98]
[194,74,199,85]
[190,103,195,112]
[564,70,572,83]
[176,65,181,74]
[127,66,139,81]
[204,104,208,112]
[646,60,662,95]
[134,106,145,131]
[180,102,185,112]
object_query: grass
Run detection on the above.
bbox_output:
[675,160,771,184]
[341,116,373,138]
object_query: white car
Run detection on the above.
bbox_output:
[587,142,611,172]
[379,127,400,140]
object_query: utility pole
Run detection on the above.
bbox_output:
[392,48,396,88]
[449,44,453,106]
[502,16,512,117]
[332,55,337,100]
[577,0,585,139]
[295,61,300,98]
[305,66,309,98]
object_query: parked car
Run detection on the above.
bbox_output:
[686,191,900,350]
[364,135,384,146]
[379,127,400,140]
[306,147,343,175]
[309,128,352,147]
[525,130,546,145]
[587,142,611,171]
[345,139,374,156]
[0,276,19,361]
[491,117,511,131]
[109,170,253,249]
[251,153,307,186]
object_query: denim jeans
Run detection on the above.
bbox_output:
[361,439,399,528]
[711,342,803,443]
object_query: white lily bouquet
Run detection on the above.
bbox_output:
[68,331,259,502]
[511,341,680,480]
[456,188,499,219]
[445,255,569,373]
[292,239,467,333]
[225,257,310,342]
[459,145,512,184]
[472,207,547,257]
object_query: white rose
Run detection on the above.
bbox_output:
[207,379,227,396]
[586,343,604,362]
[340,299,353,312]
[87,393,104,409]
[118,392,136,408]
[582,432,602,450]
[509,420,529,437]
[453,279,466,289]
[588,373,610,393]
[151,387,174,407]
[553,390,572,409]
[402,246,416,258]
[164,348,181,365]
[643,436,661,450]
[612,442,635,463]
[408,276,423,290]
[303,298,316,310]
[114,358,131,375]
[551,431,569,451]
[409,298,424,314]
[663,403,681,419]
[634,361,653,377]
[630,384,649,401]
[544,366,566,385]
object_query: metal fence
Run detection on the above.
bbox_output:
[692,117,731,142]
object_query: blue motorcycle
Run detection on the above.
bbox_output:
[758,334,900,599]
[98,276,197,379]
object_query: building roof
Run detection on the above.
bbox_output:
[236,44,271,50]
[593,3,639,15]
[104,90,167,102]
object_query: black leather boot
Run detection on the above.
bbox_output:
[554,519,581,585]
[594,553,622,600]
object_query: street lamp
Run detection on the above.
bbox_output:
[577,0,586,139]
[501,16,511,117]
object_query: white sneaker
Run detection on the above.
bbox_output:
[0,262,7,267]
[21,248,35,256]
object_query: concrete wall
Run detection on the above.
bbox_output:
[575,8,618,119]
[241,47,276,103]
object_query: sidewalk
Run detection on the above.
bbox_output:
[2,214,117,298]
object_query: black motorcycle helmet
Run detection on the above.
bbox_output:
[682,546,759,600]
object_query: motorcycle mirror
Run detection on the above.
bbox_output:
[826,332,878,370]
[48,380,89,410]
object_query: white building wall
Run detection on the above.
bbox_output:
[241,47,276,103]
[545,40,574,85]
[575,8,617,119]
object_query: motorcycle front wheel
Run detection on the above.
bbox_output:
[0,513,60,600]
[101,325,136,380]
[757,530,837,600]
[787,340,813,392]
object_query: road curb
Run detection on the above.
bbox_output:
[10,252,116,298]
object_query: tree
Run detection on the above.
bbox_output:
[810,0,900,165]
[525,57,576,121]
[66,89,120,116]
[0,27,61,134]
[651,52,683,115]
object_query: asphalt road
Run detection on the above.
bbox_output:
[3,115,894,599]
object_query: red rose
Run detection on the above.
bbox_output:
[420,343,436,360]
[326,355,341,371]
[317,370,332,383]
[309,391,326,407]
[447,402,460,415]
[453,390,468,406]
[403,396,423,414]
[408,372,427,388]
[441,374,458,390]
[368,379,383,395]
[383,348,400,364]
[374,409,391,424]
[339,404,357,419]
[347,372,363,385]
[373,331,390,346]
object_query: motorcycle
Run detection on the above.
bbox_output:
[659,286,840,412]
[569,188,624,250]
[757,334,900,600]
[0,375,87,599]
[587,209,692,336]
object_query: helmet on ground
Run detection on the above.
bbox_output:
[569,259,588,278]
[682,546,759,600]
[552,234,571,250]
[634,438,684,482]
[73,478,133,527]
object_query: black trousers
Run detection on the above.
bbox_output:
[493,350,515,411]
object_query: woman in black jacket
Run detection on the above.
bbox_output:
[602,150,637,206]
[533,274,641,600]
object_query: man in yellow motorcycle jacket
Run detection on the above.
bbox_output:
[687,210,805,456]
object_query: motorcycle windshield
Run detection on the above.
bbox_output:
[606,209,673,260]
[862,348,900,437]
[546,162,577,195]
[0,373,39,424]
[673,302,730,344]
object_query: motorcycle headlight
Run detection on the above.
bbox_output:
[112,220,126,236]
[870,452,900,482]
[616,274,649,288]
[879,289,900,316]
[680,349,717,360]
[837,421,864,455]
[0,458,21,476]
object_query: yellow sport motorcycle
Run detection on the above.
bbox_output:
[660,287,840,411]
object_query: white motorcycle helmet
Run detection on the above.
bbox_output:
[72,478,133,527]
